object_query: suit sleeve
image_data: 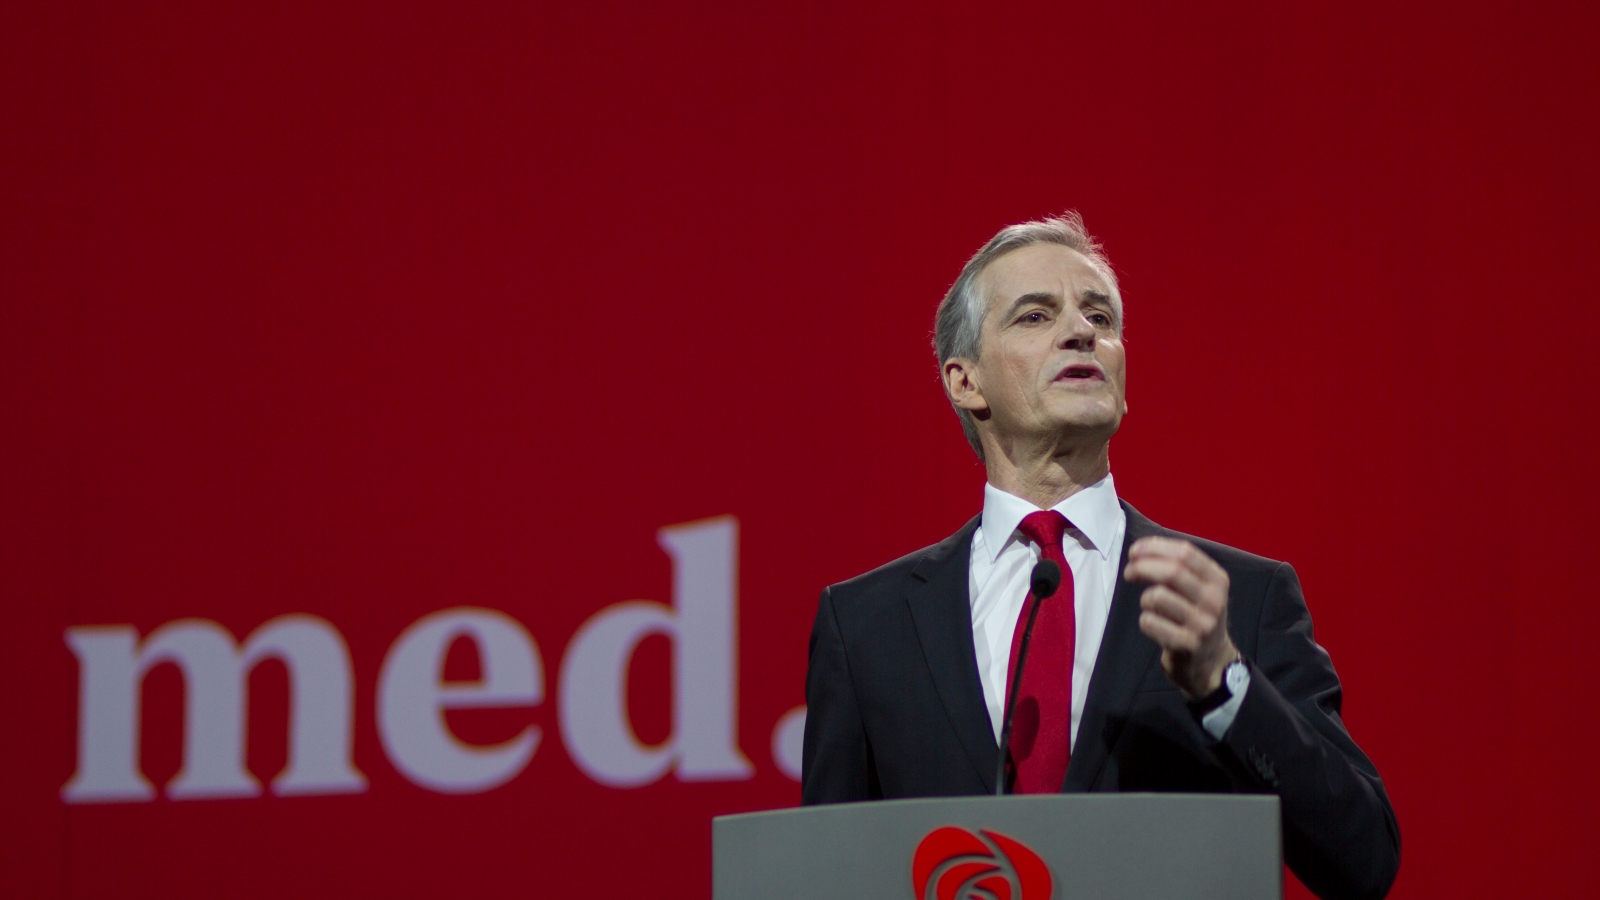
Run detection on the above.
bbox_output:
[800,585,876,804]
[1222,563,1401,900]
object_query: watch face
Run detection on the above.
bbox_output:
[1225,660,1249,694]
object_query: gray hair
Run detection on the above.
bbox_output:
[933,211,1122,459]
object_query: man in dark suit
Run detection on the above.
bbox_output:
[801,213,1400,900]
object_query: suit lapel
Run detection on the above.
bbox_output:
[1064,501,1165,791]
[903,515,998,793]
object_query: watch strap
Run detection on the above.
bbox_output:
[1187,657,1245,716]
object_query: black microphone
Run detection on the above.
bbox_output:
[995,558,1062,796]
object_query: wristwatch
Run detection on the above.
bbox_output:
[1189,657,1248,716]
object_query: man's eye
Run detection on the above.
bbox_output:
[1021,311,1048,324]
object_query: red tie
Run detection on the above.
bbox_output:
[1006,510,1075,794]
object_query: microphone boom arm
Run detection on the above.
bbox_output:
[994,558,1062,796]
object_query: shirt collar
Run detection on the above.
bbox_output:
[979,473,1121,563]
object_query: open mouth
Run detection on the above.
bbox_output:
[1056,363,1105,382]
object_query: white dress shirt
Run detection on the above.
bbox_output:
[969,475,1126,748]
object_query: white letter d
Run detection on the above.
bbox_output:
[558,516,753,787]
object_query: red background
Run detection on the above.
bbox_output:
[4,2,1598,897]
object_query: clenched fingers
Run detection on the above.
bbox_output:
[1124,556,1213,608]
[1138,584,1220,634]
[1123,537,1229,612]
[1126,536,1227,574]
[1138,607,1203,653]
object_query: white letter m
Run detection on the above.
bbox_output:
[61,615,366,802]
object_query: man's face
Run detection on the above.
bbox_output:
[953,242,1128,448]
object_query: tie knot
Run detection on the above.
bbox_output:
[1017,510,1069,553]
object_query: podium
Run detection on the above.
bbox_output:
[713,794,1281,899]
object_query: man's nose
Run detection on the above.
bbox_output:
[1057,309,1097,350]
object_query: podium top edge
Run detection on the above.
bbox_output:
[713,792,1279,825]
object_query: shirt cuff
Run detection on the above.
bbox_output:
[1201,661,1251,740]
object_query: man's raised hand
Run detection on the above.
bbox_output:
[1123,536,1239,699]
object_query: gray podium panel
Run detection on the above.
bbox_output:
[714,793,1280,900]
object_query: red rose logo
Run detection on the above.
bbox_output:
[912,826,1053,900]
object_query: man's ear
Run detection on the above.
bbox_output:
[942,357,988,412]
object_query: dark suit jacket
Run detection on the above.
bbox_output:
[802,501,1400,900]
